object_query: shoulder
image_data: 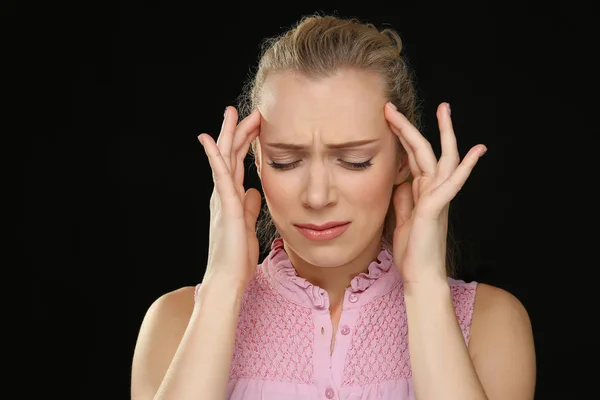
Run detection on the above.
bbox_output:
[447,281,531,332]
[131,286,197,399]
[135,285,197,350]
[469,283,536,398]
[471,283,533,344]
[473,283,528,311]
[147,285,197,320]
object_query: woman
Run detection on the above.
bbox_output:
[131,15,536,400]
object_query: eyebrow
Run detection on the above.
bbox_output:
[263,139,379,150]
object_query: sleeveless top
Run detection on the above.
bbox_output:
[194,238,477,400]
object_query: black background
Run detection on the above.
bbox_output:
[22,1,594,398]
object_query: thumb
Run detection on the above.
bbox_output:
[393,182,413,227]
[243,188,262,232]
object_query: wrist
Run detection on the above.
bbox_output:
[196,274,248,305]
[202,270,249,292]
[403,273,450,299]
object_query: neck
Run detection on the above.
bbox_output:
[283,235,383,311]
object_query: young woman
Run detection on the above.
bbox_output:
[131,14,536,400]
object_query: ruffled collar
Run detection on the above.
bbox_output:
[261,238,400,310]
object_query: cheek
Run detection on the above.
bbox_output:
[261,169,296,213]
[342,168,396,208]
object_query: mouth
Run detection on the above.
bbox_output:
[294,221,351,241]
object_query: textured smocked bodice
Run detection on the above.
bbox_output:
[195,238,477,400]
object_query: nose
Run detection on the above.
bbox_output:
[301,161,337,210]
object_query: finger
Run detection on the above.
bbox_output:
[393,182,414,227]
[234,128,260,187]
[385,103,437,176]
[243,187,262,233]
[232,109,261,154]
[437,103,460,181]
[231,110,261,183]
[396,132,422,178]
[433,145,487,205]
[217,106,239,172]
[198,133,242,213]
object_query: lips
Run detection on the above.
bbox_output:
[294,221,352,241]
[294,221,350,231]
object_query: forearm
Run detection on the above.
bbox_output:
[404,277,487,400]
[155,278,244,400]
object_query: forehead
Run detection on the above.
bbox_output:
[258,69,389,141]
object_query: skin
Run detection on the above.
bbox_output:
[130,68,536,400]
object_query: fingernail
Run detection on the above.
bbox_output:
[388,102,397,111]
[481,146,487,156]
[198,135,204,146]
[224,107,228,118]
[447,103,451,115]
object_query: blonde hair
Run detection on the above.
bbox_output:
[237,14,457,276]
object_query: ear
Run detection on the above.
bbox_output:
[394,154,411,185]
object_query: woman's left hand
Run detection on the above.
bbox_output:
[384,102,487,284]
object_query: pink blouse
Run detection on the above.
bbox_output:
[195,238,477,400]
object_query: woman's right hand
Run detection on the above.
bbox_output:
[198,106,262,289]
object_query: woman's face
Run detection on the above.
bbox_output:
[256,69,406,268]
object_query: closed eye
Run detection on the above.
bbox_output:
[340,160,373,170]
[267,160,301,170]
[267,159,373,171]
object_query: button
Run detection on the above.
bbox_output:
[348,293,359,303]
[325,388,334,399]
[340,325,350,335]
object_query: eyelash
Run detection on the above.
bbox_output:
[267,159,373,171]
